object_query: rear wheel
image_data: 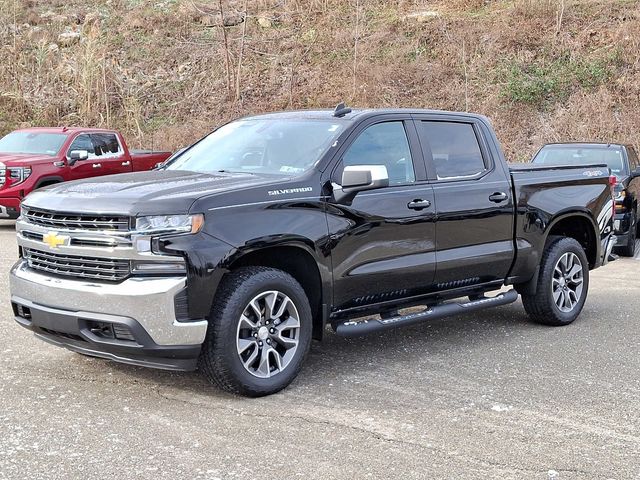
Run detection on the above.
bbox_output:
[618,213,637,257]
[199,267,312,397]
[522,237,589,326]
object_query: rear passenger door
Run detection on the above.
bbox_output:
[326,117,436,311]
[415,117,514,288]
[89,133,131,175]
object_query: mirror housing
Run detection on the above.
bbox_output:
[68,150,89,165]
[631,166,640,178]
[155,147,187,169]
[333,165,389,203]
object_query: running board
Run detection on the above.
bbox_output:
[334,289,519,337]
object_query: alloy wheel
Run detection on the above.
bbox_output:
[236,290,301,378]
[551,252,584,313]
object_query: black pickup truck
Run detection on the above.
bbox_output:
[532,142,640,256]
[10,107,616,396]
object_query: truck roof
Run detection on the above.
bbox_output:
[244,108,490,123]
[541,142,625,149]
[12,127,118,135]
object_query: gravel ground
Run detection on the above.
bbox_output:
[1,219,639,480]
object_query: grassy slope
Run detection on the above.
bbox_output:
[1,0,639,160]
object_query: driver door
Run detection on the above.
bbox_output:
[66,134,100,181]
[325,118,436,312]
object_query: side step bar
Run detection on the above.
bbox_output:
[334,289,519,337]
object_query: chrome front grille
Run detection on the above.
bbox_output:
[23,248,130,282]
[23,208,130,231]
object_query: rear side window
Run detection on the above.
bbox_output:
[419,121,486,179]
[90,134,121,156]
[627,147,639,169]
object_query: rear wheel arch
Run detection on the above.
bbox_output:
[516,212,598,296]
[545,212,598,268]
[226,244,327,340]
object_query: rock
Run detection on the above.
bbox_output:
[57,30,81,47]
[257,16,272,28]
[223,12,244,27]
[48,43,59,53]
[404,10,440,22]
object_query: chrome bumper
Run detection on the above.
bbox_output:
[10,260,208,346]
[603,234,616,265]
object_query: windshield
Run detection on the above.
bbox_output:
[0,131,68,156]
[165,119,345,175]
[533,146,627,177]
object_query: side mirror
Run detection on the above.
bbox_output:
[333,165,389,203]
[155,147,187,169]
[632,166,640,178]
[68,150,89,165]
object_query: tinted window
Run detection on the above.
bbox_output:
[341,122,415,185]
[0,132,67,156]
[166,119,344,176]
[90,134,121,156]
[68,134,94,154]
[626,147,639,169]
[420,122,485,179]
[533,146,627,177]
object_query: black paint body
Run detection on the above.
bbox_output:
[532,142,640,247]
[24,110,615,338]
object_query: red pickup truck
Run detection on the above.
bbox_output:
[0,127,172,219]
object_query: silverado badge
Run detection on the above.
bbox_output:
[43,232,69,249]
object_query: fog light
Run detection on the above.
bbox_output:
[131,259,186,275]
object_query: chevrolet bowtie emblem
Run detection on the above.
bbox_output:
[43,232,69,249]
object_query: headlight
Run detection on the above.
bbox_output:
[9,166,32,184]
[615,190,626,202]
[135,214,204,234]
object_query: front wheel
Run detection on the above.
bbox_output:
[521,237,589,326]
[199,267,312,397]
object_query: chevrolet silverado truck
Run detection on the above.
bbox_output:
[9,107,616,397]
[0,127,172,218]
[532,142,640,256]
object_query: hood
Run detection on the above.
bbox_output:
[23,170,289,215]
[0,153,57,166]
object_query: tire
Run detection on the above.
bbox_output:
[618,213,637,257]
[199,267,312,397]
[521,237,589,326]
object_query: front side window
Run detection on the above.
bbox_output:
[68,134,94,156]
[0,131,67,156]
[165,119,345,176]
[420,121,486,179]
[340,121,415,185]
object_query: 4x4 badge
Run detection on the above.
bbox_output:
[43,232,69,249]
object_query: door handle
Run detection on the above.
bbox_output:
[92,163,102,169]
[121,161,131,166]
[488,192,508,203]
[407,199,431,210]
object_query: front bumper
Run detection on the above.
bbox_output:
[613,211,635,248]
[10,260,208,371]
[0,197,20,219]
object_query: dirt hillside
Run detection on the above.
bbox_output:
[1,0,639,160]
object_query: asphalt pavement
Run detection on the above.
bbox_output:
[1,219,639,479]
